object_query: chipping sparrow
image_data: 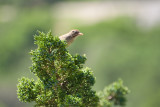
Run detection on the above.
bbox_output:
[59,29,83,46]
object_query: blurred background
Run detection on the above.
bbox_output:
[1,0,160,107]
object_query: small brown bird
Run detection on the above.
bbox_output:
[59,29,83,46]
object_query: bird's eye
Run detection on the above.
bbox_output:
[72,30,75,33]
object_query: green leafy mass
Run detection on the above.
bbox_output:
[17,31,129,107]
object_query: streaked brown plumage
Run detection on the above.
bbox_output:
[59,29,83,46]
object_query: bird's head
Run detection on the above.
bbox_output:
[69,29,83,38]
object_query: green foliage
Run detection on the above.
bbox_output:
[97,79,130,107]
[17,31,129,106]
[17,31,99,106]
[17,77,36,102]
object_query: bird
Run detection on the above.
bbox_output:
[59,29,83,46]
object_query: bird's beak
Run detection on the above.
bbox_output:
[78,32,83,36]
